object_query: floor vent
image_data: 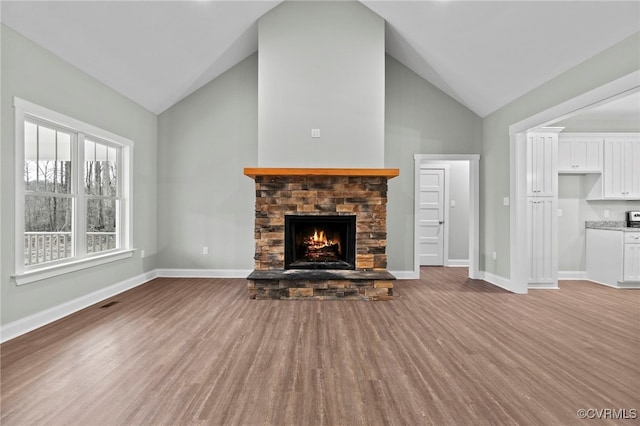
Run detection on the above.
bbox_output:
[100,301,119,308]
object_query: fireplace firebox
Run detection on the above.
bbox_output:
[285,215,356,270]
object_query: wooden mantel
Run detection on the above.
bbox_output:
[244,167,399,179]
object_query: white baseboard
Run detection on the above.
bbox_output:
[446,259,469,267]
[479,271,521,293]
[528,283,560,289]
[587,278,640,289]
[156,269,253,278]
[389,270,419,280]
[558,271,588,280]
[616,282,640,289]
[1,269,158,343]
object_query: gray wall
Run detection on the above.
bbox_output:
[481,32,640,279]
[448,162,470,261]
[157,54,257,270]
[257,1,385,168]
[156,53,481,274]
[1,25,158,325]
[385,55,482,272]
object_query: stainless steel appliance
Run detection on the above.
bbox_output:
[627,211,640,228]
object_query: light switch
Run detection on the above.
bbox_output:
[450,200,456,207]
[503,197,510,206]
[557,209,563,217]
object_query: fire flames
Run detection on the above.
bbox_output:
[303,228,341,256]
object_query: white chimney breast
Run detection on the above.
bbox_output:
[257,1,385,168]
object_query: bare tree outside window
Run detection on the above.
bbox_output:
[24,121,73,265]
[23,121,121,266]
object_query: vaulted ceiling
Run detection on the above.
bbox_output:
[2,1,639,117]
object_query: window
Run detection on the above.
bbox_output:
[14,98,133,284]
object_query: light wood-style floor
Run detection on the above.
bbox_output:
[2,268,639,425]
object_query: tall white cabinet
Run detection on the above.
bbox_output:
[526,129,560,288]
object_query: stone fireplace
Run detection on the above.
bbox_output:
[245,168,398,300]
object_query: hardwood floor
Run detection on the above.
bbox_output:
[1,268,639,425]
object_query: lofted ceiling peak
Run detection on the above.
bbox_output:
[1,1,638,117]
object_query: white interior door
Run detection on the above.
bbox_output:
[419,169,445,266]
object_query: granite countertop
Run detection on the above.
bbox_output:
[586,221,640,232]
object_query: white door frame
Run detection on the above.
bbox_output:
[509,71,640,294]
[414,154,480,280]
[418,165,449,267]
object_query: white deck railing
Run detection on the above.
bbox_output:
[24,232,116,266]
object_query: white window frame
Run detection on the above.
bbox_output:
[14,97,134,285]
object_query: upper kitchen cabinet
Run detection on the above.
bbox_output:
[558,134,603,173]
[603,136,640,199]
[583,134,640,200]
[527,128,561,197]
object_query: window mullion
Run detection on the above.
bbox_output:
[15,106,27,275]
[75,133,87,257]
[116,147,123,249]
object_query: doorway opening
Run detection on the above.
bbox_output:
[509,71,640,294]
[413,154,480,279]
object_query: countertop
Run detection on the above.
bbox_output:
[585,221,640,232]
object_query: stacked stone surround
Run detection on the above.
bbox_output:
[245,169,398,300]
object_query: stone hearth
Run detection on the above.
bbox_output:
[244,168,398,300]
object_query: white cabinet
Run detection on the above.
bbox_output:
[603,137,640,199]
[623,233,640,282]
[580,134,640,200]
[527,132,558,197]
[526,129,560,289]
[527,198,557,287]
[587,229,640,287]
[558,135,602,173]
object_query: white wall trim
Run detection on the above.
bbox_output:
[413,154,480,281]
[447,259,470,267]
[479,271,521,294]
[586,278,640,289]
[558,270,588,280]
[508,71,640,136]
[156,269,253,278]
[14,250,135,286]
[616,282,640,289]
[528,283,560,289]
[389,270,419,280]
[1,269,158,343]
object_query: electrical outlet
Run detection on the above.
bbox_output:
[492,251,497,260]
[503,197,510,206]
[140,249,145,258]
[311,128,320,138]
[202,246,209,255]
[604,210,610,218]
[557,209,563,217]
